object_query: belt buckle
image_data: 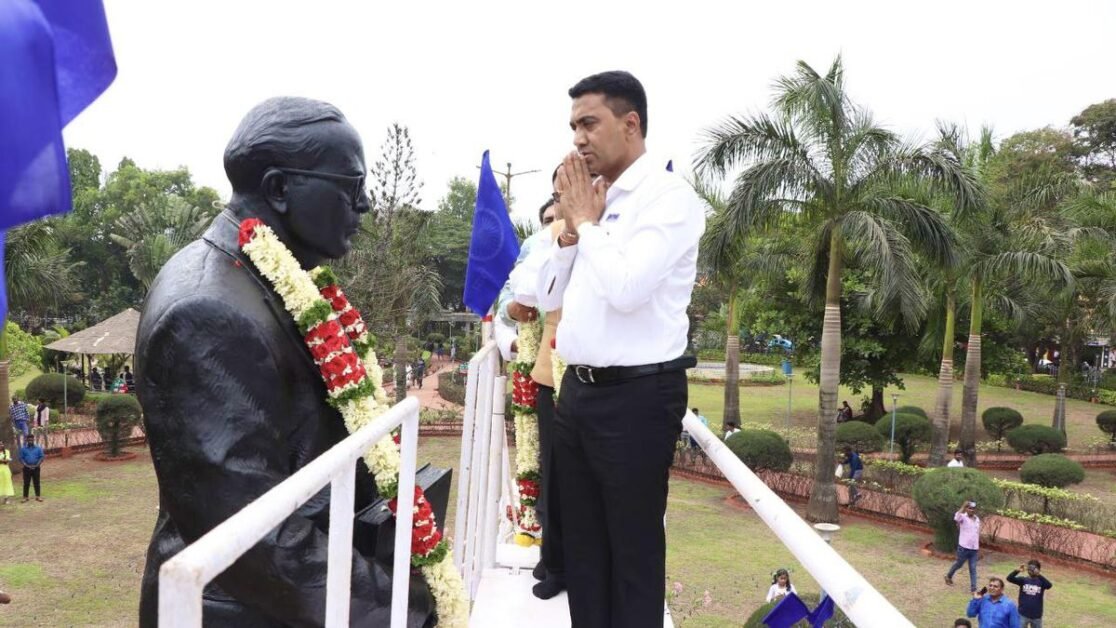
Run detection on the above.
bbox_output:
[575,365,596,384]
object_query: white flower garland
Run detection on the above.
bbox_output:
[239,219,468,627]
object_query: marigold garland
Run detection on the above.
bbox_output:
[238,218,468,627]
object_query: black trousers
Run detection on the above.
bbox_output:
[22,466,41,497]
[555,368,686,628]
[535,385,564,576]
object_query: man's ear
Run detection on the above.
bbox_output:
[261,168,289,215]
[625,111,642,138]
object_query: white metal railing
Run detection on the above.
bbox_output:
[683,412,914,627]
[159,397,421,628]
[451,340,506,599]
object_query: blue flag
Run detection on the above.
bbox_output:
[0,0,117,321]
[462,150,520,315]
[808,592,836,627]
[763,592,810,628]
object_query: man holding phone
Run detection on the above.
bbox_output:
[1007,560,1053,628]
[966,577,1021,628]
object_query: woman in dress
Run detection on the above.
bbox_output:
[0,441,14,505]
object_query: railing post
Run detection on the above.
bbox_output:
[159,558,204,628]
[391,405,419,628]
[464,351,495,598]
[481,375,507,570]
[325,461,356,627]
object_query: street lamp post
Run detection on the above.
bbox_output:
[889,393,900,458]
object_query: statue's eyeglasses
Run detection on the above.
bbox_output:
[276,167,366,206]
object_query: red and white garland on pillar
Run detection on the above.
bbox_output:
[509,320,542,545]
[238,218,468,627]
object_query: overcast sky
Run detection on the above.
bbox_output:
[64,0,1116,223]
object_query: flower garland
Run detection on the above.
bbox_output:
[238,219,468,627]
[510,319,542,545]
[550,336,567,398]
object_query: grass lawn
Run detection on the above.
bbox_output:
[690,373,1111,450]
[8,367,43,398]
[3,436,1114,626]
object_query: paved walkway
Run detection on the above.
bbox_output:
[383,358,462,411]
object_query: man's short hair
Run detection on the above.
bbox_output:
[568,71,648,138]
[988,576,1005,588]
[538,198,555,224]
[224,97,347,193]
[1027,559,1041,570]
[953,620,972,628]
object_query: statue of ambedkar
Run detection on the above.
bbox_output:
[135,97,434,627]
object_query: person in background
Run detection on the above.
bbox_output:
[124,365,136,391]
[0,441,14,505]
[838,400,853,423]
[19,434,44,503]
[723,421,741,441]
[9,396,31,448]
[1007,559,1052,628]
[90,367,103,392]
[948,449,965,468]
[953,620,972,628]
[413,357,426,389]
[765,568,797,603]
[946,500,982,592]
[689,408,708,449]
[842,445,863,505]
[35,398,48,429]
[966,577,1021,628]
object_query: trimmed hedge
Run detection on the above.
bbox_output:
[95,395,142,456]
[1019,453,1085,488]
[1097,410,1116,442]
[726,429,793,472]
[895,406,928,419]
[25,373,86,408]
[987,373,1116,405]
[835,421,884,453]
[437,372,465,406]
[982,407,1024,444]
[875,413,931,463]
[1006,424,1066,455]
[913,467,1004,551]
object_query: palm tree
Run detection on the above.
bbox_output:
[696,57,977,522]
[2,219,80,450]
[110,196,213,290]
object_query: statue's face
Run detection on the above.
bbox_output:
[282,122,369,260]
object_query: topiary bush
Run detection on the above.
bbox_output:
[875,413,931,463]
[1096,410,1116,444]
[1006,424,1066,455]
[726,429,793,472]
[25,373,86,408]
[95,395,142,457]
[982,407,1024,450]
[895,405,928,419]
[437,372,465,406]
[913,467,1004,551]
[1019,453,1085,488]
[835,421,884,453]
[743,592,852,627]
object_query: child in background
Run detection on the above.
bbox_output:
[766,568,797,603]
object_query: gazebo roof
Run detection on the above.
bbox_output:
[45,308,140,355]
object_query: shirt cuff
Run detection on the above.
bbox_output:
[551,239,578,267]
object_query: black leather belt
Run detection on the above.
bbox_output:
[568,356,697,385]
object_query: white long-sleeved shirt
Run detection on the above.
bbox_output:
[536,153,706,367]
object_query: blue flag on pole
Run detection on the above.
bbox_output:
[462,150,520,315]
[808,592,836,627]
[0,0,117,321]
[762,592,810,628]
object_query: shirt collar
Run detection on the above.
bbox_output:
[606,152,654,198]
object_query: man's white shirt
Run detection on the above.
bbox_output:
[536,153,706,367]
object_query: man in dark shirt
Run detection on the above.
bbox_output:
[19,435,44,502]
[842,446,863,505]
[1007,560,1052,627]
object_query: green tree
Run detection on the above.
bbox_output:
[425,177,478,311]
[110,196,214,290]
[696,57,977,522]
[337,124,441,403]
[1070,99,1116,189]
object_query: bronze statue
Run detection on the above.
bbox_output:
[136,97,434,627]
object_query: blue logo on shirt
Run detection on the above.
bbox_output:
[604,213,620,222]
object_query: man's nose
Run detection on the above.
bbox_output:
[573,128,588,147]
[354,187,371,214]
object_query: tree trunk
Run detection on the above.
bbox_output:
[807,231,842,523]
[394,335,408,404]
[0,360,14,457]
[1052,384,1067,435]
[866,387,886,422]
[959,278,983,468]
[723,289,740,431]
[930,293,957,466]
